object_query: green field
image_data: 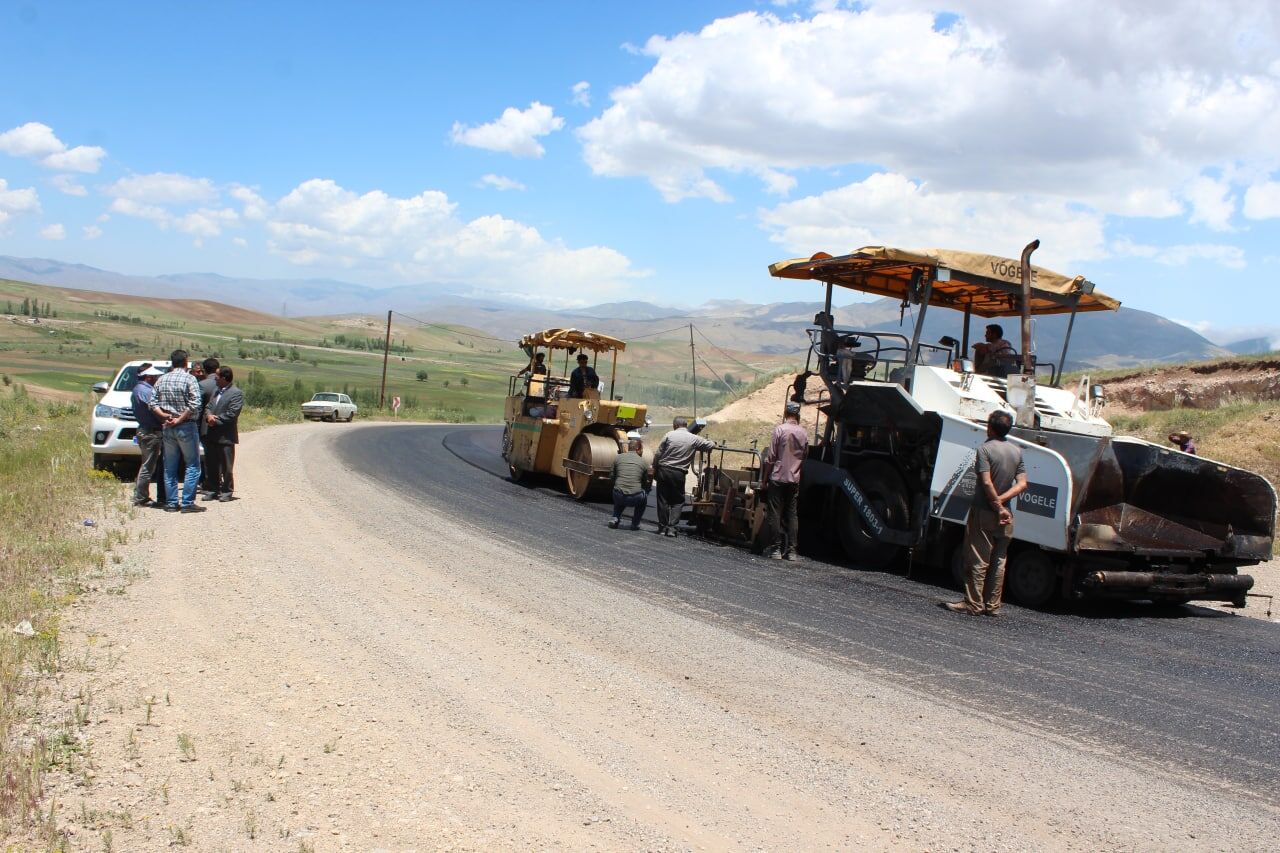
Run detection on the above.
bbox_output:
[0,279,796,424]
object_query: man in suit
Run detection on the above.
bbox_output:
[203,366,243,501]
[197,357,220,498]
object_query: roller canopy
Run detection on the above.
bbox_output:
[769,246,1120,317]
[518,328,627,353]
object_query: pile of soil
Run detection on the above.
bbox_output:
[708,373,821,430]
[1099,359,1280,413]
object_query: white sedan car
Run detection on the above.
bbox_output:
[302,392,357,422]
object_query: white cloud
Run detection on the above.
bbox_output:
[229,185,269,220]
[174,207,238,238]
[578,4,1280,218]
[760,172,1106,270]
[109,197,172,223]
[232,236,248,248]
[0,178,40,228]
[39,223,66,240]
[451,102,565,158]
[1243,180,1280,219]
[1183,176,1235,231]
[82,225,103,240]
[265,178,639,296]
[571,81,591,107]
[43,145,107,173]
[49,174,88,196]
[1170,318,1212,335]
[0,122,105,173]
[107,172,217,204]
[479,174,526,191]
[0,122,63,158]
[1112,238,1246,269]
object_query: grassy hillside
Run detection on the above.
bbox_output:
[0,279,795,423]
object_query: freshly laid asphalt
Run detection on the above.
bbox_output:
[336,424,1280,801]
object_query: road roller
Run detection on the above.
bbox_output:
[501,328,652,500]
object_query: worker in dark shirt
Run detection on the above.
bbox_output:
[609,437,652,530]
[517,352,548,377]
[568,353,599,398]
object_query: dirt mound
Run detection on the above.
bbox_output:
[707,372,826,437]
[1100,359,1280,412]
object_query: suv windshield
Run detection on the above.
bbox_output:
[113,363,170,392]
[113,365,142,392]
[312,393,339,402]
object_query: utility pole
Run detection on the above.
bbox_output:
[379,310,392,409]
[689,323,697,418]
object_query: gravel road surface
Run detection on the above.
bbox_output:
[37,423,1280,851]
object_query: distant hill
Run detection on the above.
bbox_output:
[567,301,685,322]
[1224,337,1278,356]
[0,255,1228,369]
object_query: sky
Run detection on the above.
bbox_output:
[1,0,1279,343]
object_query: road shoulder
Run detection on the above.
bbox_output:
[29,422,1280,851]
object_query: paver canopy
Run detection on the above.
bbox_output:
[769,246,1120,317]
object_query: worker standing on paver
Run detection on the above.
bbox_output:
[651,416,715,537]
[761,401,808,560]
[945,410,1028,616]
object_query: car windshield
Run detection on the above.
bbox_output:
[113,363,171,392]
[113,366,142,392]
[312,393,339,402]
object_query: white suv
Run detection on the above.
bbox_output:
[90,360,203,472]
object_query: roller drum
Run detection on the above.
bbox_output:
[566,432,621,501]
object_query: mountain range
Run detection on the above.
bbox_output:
[0,255,1233,369]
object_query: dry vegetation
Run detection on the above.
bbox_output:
[0,387,127,844]
[1107,401,1280,488]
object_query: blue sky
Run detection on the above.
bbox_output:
[1,1,1278,343]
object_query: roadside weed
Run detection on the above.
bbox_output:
[177,733,196,762]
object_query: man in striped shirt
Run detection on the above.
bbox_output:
[152,349,206,513]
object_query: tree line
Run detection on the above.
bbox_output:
[5,298,57,318]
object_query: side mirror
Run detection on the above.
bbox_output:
[1089,383,1105,401]
[959,359,975,374]
[92,381,109,395]
[689,418,708,435]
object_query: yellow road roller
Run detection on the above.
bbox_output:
[502,328,652,500]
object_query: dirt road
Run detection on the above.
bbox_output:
[36,423,1280,850]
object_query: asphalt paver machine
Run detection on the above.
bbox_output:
[502,328,651,500]
[705,243,1274,607]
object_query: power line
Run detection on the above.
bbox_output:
[623,324,693,340]
[691,323,766,375]
[696,351,740,400]
[391,310,511,343]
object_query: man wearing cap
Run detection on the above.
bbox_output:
[130,365,166,507]
[568,353,599,398]
[761,401,808,559]
[1168,430,1197,455]
[651,416,715,537]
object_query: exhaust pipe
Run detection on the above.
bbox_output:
[1019,239,1039,375]
[1007,239,1041,428]
[1085,570,1254,593]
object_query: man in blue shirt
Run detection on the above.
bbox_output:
[130,365,165,506]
